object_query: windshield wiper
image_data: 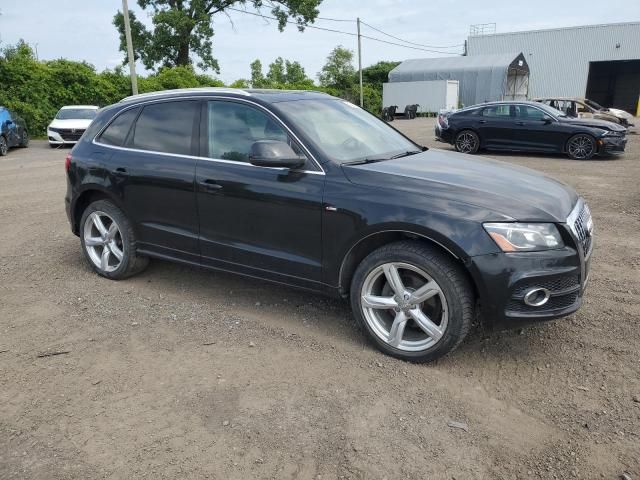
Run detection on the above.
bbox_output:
[388,150,422,159]
[342,158,386,166]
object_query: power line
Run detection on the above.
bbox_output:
[359,20,464,49]
[226,7,461,55]
[360,33,461,54]
[316,16,355,23]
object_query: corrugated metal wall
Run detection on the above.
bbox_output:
[467,22,640,99]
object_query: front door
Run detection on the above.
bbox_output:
[511,104,565,152]
[195,99,325,290]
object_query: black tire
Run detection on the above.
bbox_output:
[454,130,480,154]
[350,240,474,363]
[79,199,149,280]
[19,130,29,148]
[566,134,596,160]
[0,135,8,156]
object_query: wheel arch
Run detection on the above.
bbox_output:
[337,229,478,299]
[564,131,598,156]
[72,186,125,234]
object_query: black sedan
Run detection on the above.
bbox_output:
[435,101,627,160]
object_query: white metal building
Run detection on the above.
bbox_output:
[467,22,640,114]
[383,80,459,113]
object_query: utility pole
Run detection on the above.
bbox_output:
[122,0,138,95]
[357,17,363,108]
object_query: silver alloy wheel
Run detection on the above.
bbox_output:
[455,132,477,153]
[360,262,449,352]
[83,211,124,273]
[568,135,595,159]
[0,136,7,155]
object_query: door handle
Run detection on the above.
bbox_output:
[515,121,525,126]
[114,167,128,176]
[478,120,487,124]
[199,179,223,192]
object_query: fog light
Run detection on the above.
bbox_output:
[523,287,551,307]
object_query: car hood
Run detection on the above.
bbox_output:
[48,119,94,130]
[607,108,634,120]
[558,116,626,131]
[342,149,578,222]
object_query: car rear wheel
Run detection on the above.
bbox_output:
[567,134,596,160]
[0,136,8,156]
[80,200,149,280]
[19,130,29,148]
[350,241,474,362]
[454,130,480,154]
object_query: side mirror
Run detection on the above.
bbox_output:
[249,140,304,169]
[542,115,553,124]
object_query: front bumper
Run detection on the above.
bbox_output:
[48,128,84,145]
[599,135,627,153]
[470,200,593,330]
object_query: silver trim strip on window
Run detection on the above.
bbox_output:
[92,95,325,176]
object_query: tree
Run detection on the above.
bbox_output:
[266,57,286,85]
[361,60,400,89]
[250,57,312,88]
[318,45,355,90]
[113,0,324,73]
[250,59,266,87]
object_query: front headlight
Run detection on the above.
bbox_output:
[601,130,623,137]
[483,223,564,252]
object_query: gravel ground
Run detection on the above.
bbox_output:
[1,119,639,479]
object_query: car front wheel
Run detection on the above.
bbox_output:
[350,241,474,362]
[80,199,149,279]
[454,130,480,154]
[567,134,596,160]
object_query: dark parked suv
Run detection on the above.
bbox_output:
[65,89,593,362]
[0,106,29,155]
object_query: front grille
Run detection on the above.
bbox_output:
[51,128,85,141]
[572,203,593,256]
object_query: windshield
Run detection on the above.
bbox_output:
[584,99,605,111]
[56,108,97,120]
[275,99,419,163]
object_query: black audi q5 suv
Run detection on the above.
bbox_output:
[65,88,593,362]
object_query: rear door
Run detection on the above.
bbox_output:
[98,100,201,262]
[476,104,519,149]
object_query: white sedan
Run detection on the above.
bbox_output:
[47,105,99,147]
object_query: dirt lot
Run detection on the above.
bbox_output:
[1,118,639,479]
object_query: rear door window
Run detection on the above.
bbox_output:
[98,107,140,146]
[129,101,199,155]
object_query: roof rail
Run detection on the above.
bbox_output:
[119,87,251,103]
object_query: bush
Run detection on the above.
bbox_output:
[0,40,387,136]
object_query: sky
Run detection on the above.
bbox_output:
[1,0,639,83]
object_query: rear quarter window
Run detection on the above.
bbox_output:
[97,107,140,146]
